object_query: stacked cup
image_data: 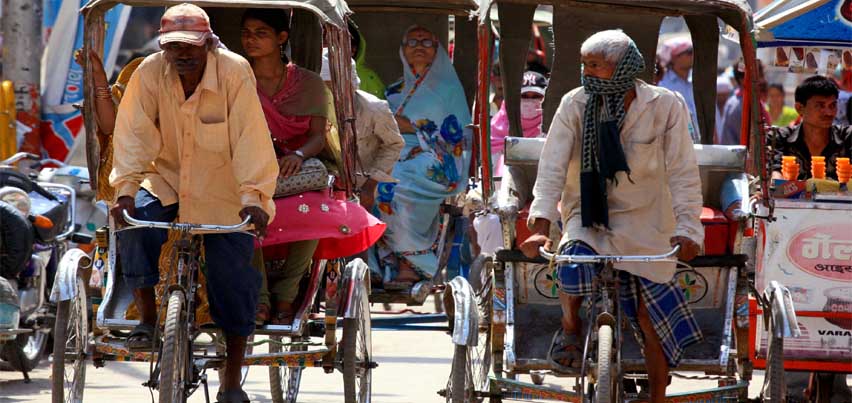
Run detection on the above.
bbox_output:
[811,156,826,179]
[837,157,851,184]
[782,156,799,180]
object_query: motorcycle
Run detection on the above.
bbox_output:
[0,152,92,381]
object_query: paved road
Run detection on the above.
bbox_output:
[1,301,848,402]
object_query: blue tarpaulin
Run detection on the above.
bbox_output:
[756,0,852,47]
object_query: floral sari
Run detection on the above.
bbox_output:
[371,43,472,279]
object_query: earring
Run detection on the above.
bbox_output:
[280,44,286,60]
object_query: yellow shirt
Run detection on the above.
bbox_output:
[110,49,278,225]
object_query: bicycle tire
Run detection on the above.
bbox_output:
[269,335,304,403]
[594,325,614,403]
[51,276,87,403]
[159,290,188,403]
[342,277,372,403]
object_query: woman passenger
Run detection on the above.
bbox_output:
[240,8,383,324]
[371,25,472,287]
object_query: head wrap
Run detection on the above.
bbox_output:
[579,40,644,228]
[659,37,693,67]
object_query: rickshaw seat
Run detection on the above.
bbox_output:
[503,137,545,167]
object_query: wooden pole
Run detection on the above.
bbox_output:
[1,0,43,155]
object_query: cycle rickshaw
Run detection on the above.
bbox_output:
[51,1,373,402]
[440,0,777,401]
[344,0,487,329]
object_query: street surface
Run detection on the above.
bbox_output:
[1,300,849,402]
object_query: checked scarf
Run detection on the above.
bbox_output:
[580,42,645,228]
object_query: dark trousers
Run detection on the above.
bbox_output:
[117,189,260,336]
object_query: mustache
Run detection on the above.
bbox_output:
[174,58,200,68]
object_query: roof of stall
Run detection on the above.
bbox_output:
[478,0,752,28]
[754,0,852,47]
[81,0,351,28]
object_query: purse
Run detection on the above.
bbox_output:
[274,157,329,198]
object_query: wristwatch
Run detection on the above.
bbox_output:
[293,150,305,159]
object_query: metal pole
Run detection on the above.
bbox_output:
[1,0,42,154]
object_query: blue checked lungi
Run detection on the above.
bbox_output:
[556,240,703,367]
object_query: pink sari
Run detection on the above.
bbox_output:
[258,64,385,259]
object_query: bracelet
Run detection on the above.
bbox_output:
[95,86,112,100]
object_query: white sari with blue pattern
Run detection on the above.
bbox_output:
[371,43,472,279]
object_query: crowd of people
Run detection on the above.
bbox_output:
[81,3,851,402]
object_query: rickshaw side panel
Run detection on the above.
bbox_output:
[752,201,852,367]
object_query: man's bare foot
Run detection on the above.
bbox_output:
[392,259,422,283]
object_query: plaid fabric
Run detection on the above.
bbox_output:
[555,241,703,367]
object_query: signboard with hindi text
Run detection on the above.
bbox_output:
[756,200,852,314]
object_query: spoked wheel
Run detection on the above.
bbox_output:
[445,278,493,403]
[593,325,616,403]
[159,290,189,403]
[269,335,304,403]
[342,280,372,403]
[762,298,786,403]
[51,276,88,403]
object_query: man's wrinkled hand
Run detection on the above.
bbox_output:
[670,236,700,262]
[110,196,135,228]
[520,234,552,259]
[240,206,269,239]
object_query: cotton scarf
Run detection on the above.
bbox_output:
[580,41,645,228]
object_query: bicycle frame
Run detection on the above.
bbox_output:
[540,246,680,402]
[119,211,252,397]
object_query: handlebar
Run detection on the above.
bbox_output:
[121,210,254,235]
[539,245,681,264]
[1,152,40,166]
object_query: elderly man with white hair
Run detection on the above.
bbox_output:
[520,29,704,402]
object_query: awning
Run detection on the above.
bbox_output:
[755,0,852,47]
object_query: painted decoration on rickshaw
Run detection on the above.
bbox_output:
[786,224,852,282]
[674,270,708,304]
[533,265,560,299]
[757,204,852,313]
[755,315,851,362]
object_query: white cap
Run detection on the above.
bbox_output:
[716,75,733,94]
[321,48,359,89]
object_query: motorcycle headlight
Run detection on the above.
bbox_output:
[0,186,31,216]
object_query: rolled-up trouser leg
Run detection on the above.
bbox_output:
[272,239,319,304]
[117,189,178,289]
[203,232,260,337]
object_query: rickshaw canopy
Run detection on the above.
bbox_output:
[754,0,852,47]
[81,0,352,28]
[478,0,756,147]
[79,0,358,195]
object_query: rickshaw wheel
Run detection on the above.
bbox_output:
[51,276,88,403]
[342,280,372,403]
[269,335,304,403]
[445,277,493,403]
[593,325,615,403]
[159,290,188,403]
[762,299,786,403]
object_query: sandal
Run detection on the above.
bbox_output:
[125,323,157,351]
[547,330,583,372]
[255,303,271,326]
[216,389,250,403]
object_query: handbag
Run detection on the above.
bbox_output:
[274,157,329,198]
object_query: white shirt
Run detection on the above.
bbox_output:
[529,80,704,284]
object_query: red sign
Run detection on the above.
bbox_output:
[786,224,852,282]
